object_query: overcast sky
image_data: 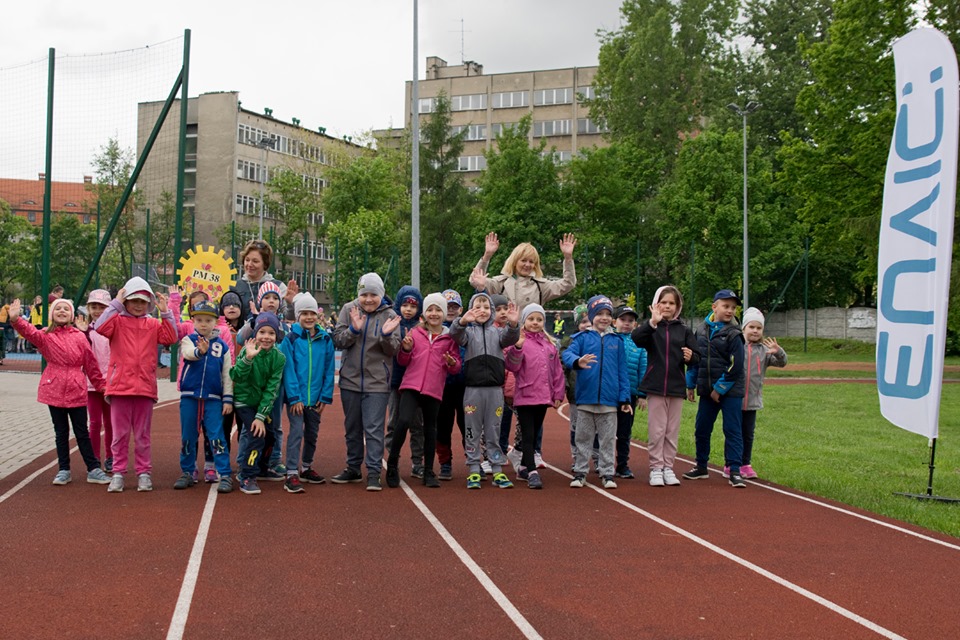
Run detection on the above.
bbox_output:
[0,0,624,181]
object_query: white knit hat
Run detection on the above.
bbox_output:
[422,292,447,314]
[742,306,764,328]
[293,292,319,319]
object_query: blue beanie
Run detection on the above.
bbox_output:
[586,295,614,322]
[254,312,283,339]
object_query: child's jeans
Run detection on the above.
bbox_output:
[693,394,744,473]
[180,397,231,477]
[110,395,155,476]
[741,409,758,466]
[340,389,388,475]
[267,391,284,468]
[236,405,276,480]
[286,404,322,473]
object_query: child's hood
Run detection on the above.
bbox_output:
[393,285,423,327]
[121,276,157,315]
[467,292,495,327]
[652,285,682,318]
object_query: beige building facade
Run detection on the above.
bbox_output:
[137,91,361,305]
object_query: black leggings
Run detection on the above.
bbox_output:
[49,405,99,471]
[390,390,441,472]
[741,410,758,465]
[515,405,549,472]
[436,382,465,464]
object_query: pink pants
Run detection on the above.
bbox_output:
[110,396,155,475]
[87,391,113,463]
[646,395,685,470]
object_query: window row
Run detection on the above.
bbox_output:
[288,239,332,261]
[533,119,571,137]
[419,86,597,114]
[454,156,487,172]
[450,124,486,141]
[451,93,486,111]
[291,270,329,293]
[237,159,267,183]
[237,124,329,164]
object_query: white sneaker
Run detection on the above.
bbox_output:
[663,468,681,486]
[506,447,522,472]
[649,469,665,487]
[480,460,493,476]
[602,476,618,490]
[107,474,124,493]
[534,452,545,469]
[569,474,586,488]
[137,473,153,492]
[52,470,71,485]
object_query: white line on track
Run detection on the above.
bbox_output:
[399,477,544,640]
[0,446,77,504]
[165,484,218,640]
[543,461,906,640]
[556,403,960,552]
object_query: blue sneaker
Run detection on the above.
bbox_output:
[492,472,514,489]
[439,463,453,481]
[466,473,482,489]
[239,477,261,495]
[527,470,543,490]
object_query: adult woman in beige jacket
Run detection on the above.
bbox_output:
[468,232,578,310]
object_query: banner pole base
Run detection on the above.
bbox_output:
[893,491,960,504]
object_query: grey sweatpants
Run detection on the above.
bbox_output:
[574,408,616,477]
[463,386,506,474]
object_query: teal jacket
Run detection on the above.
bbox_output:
[230,345,285,422]
[280,323,335,407]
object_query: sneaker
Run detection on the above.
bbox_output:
[466,473,482,489]
[411,464,424,479]
[366,474,382,492]
[107,474,124,493]
[741,464,758,479]
[284,475,305,493]
[534,452,545,469]
[173,472,196,490]
[385,465,400,489]
[104,458,113,473]
[615,465,635,479]
[330,468,363,484]
[191,469,200,483]
[204,468,218,483]
[682,467,710,480]
[663,468,681,486]
[52,470,71,485]
[301,468,326,484]
[86,468,110,485]
[217,476,234,494]
[438,463,453,481]
[649,469,665,487]
[569,474,586,488]
[506,447,522,472]
[423,470,440,488]
[137,473,153,492]
[602,476,618,490]
[492,472,514,489]
[238,476,261,495]
[722,466,731,478]
[272,462,287,475]
[257,467,284,482]
[729,472,746,488]
[527,470,543,490]
[517,467,529,482]
[480,460,493,476]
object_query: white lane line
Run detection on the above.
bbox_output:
[544,461,906,640]
[400,478,543,640]
[166,484,218,640]
[0,446,77,504]
[557,403,960,552]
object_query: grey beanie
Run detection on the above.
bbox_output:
[357,272,385,297]
[294,292,319,319]
[521,303,546,326]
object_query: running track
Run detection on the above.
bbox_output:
[1,396,958,639]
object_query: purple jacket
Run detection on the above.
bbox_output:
[504,331,565,407]
[396,326,461,401]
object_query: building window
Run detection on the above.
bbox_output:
[492,91,528,109]
[27,212,36,222]
[541,150,573,164]
[577,118,607,135]
[237,124,328,164]
[418,98,436,114]
[451,94,487,111]
[533,88,573,106]
[490,123,518,137]
[237,159,267,182]
[533,120,572,137]
[83,215,92,224]
[235,194,260,216]
[454,155,487,172]
[577,86,596,102]
[451,124,486,141]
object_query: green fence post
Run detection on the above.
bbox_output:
[145,208,150,282]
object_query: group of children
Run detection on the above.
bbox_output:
[8,265,787,495]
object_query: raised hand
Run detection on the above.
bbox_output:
[469,266,488,291]
[8,299,21,320]
[197,336,209,355]
[515,329,526,348]
[763,337,780,351]
[381,315,401,335]
[442,351,457,368]
[155,293,168,313]
[482,232,499,259]
[559,233,577,260]
[401,334,414,352]
[244,338,260,360]
[285,279,299,304]
[116,288,127,303]
[648,304,663,327]
[74,314,89,331]
[505,301,519,326]
[461,308,477,324]
[578,353,597,369]
[349,306,365,332]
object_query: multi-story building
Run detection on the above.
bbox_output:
[136,91,363,304]
[380,56,607,182]
[0,174,96,226]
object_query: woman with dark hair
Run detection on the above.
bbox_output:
[234,239,296,317]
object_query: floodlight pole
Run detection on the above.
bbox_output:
[727,101,760,309]
[411,0,421,288]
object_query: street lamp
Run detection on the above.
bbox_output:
[727,101,760,310]
[256,136,276,239]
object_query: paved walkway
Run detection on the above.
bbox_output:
[0,370,180,480]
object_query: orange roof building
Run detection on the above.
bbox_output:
[0,174,97,225]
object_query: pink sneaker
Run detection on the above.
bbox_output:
[741,464,758,479]
[204,468,218,483]
[722,466,730,478]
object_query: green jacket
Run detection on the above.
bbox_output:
[230,346,285,422]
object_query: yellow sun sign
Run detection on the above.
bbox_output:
[176,245,238,301]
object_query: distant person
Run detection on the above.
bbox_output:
[436,289,467,480]
[737,307,787,480]
[631,286,699,487]
[0,301,9,363]
[47,284,64,305]
[233,239,296,320]
[552,312,564,339]
[7,297,110,486]
[683,289,747,488]
[384,286,425,479]
[30,295,44,330]
[469,232,578,309]
[93,277,178,493]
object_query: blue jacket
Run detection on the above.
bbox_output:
[280,322,336,406]
[685,313,745,398]
[561,329,630,408]
[179,333,233,403]
[390,285,423,389]
[616,331,648,398]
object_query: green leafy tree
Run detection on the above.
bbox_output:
[0,201,32,299]
[41,214,97,296]
[264,159,326,280]
[87,138,140,286]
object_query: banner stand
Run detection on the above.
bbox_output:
[894,438,960,503]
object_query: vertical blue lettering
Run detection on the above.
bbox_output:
[895,67,944,161]
[889,183,939,246]
[880,259,936,324]
[877,332,933,399]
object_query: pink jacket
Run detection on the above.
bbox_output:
[93,299,178,400]
[83,327,111,392]
[504,332,565,407]
[396,326,461,401]
[13,317,105,407]
[215,316,241,364]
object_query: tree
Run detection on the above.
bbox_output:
[42,214,97,296]
[263,157,326,280]
[87,138,140,286]
[0,201,32,299]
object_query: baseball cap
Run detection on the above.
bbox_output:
[713,289,741,304]
[616,306,639,319]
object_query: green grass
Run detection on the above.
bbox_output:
[776,337,876,363]
[632,383,960,539]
